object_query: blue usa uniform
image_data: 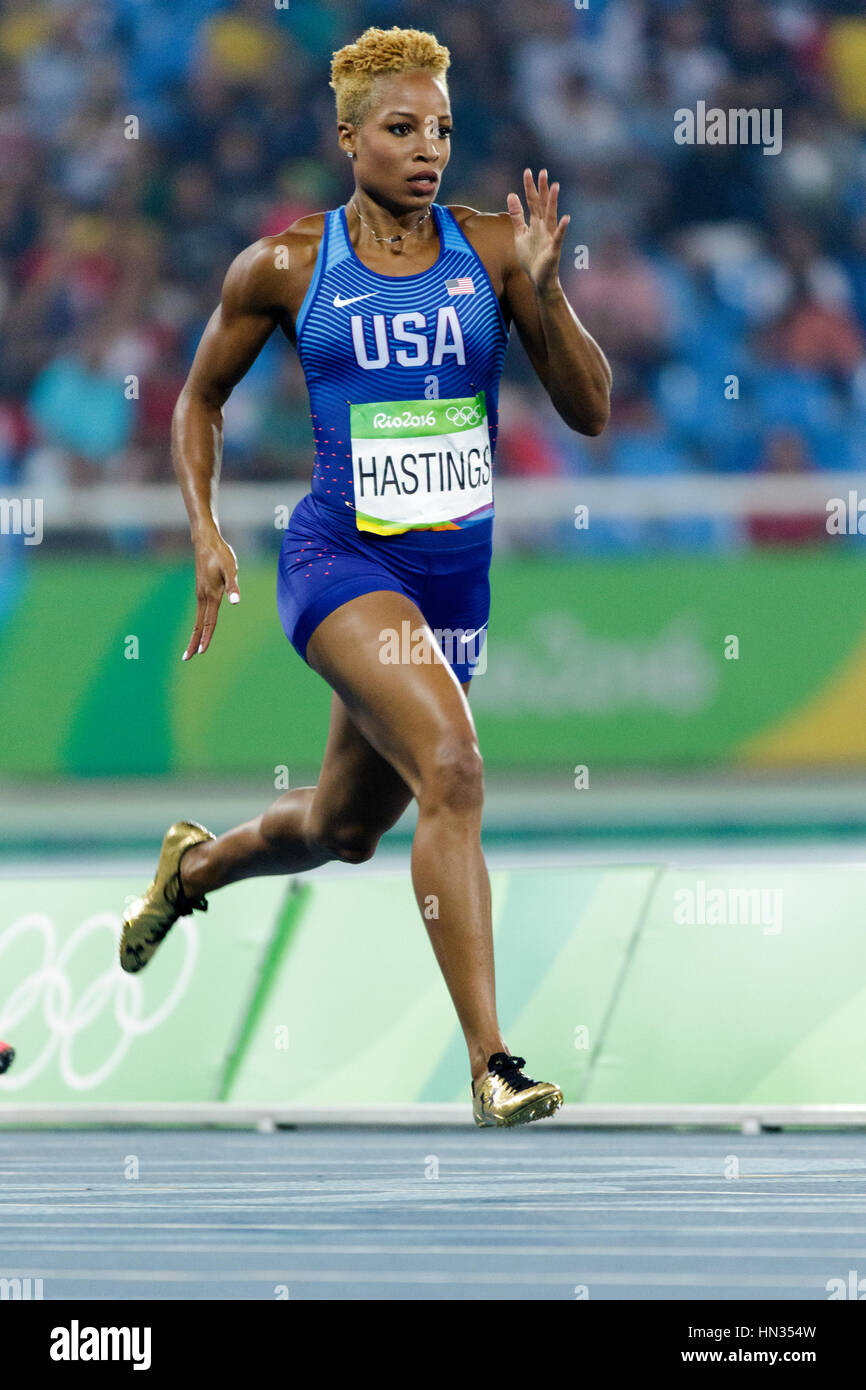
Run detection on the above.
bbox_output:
[277,202,509,680]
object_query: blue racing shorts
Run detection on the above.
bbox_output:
[277,492,492,683]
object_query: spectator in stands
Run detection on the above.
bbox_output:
[745,426,830,547]
[0,0,860,555]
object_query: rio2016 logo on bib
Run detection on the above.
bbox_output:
[372,408,437,431]
[350,392,492,535]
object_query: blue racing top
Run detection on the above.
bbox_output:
[294,202,509,540]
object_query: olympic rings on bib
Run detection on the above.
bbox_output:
[445,404,483,427]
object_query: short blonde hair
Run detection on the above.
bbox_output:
[330,25,450,129]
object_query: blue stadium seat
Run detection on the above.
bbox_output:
[610,431,695,475]
[806,426,856,471]
[653,352,760,469]
[553,515,647,555]
[754,369,843,432]
[662,516,743,553]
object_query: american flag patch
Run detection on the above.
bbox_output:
[445,277,475,295]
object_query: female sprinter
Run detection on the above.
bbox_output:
[120,26,611,1127]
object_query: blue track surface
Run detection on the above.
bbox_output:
[1,1129,864,1300]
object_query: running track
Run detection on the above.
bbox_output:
[0,1129,863,1300]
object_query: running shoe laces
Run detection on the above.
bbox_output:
[486,1053,536,1093]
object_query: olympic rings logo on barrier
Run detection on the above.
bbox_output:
[0,912,198,1091]
[445,404,483,427]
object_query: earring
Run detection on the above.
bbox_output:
[346,151,354,159]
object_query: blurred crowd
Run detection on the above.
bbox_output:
[1,0,865,554]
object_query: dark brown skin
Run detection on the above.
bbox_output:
[173,69,611,1084]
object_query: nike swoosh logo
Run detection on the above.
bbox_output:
[460,623,488,644]
[333,292,378,308]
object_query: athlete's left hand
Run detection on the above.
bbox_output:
[506,169,570,294]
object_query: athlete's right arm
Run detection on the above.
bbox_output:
[172,238,287,660]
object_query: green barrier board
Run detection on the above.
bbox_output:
[584,866,866,1103]
[3,552,866,775]
[0,875,287,1102]
[4,865,866,1107]
[225,866,658,1104]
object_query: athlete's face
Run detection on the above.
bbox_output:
[340,70,452,211]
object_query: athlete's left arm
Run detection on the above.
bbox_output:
[500,169,612,436]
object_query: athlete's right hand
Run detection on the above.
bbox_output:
[182,531,240,660]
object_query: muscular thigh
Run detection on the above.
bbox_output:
[306,589,478,801]
[309,689,413,842]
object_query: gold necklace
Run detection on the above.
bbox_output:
[349,197,433,245]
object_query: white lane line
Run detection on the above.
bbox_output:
[0,1245,861,1267]
[4,1179,864,1194]
[3,1154,862,1166]
[3,1219,866,1236]
[4,1201,866,1218]
[0,1267,830,1288]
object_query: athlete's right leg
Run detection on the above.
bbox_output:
[303,589,507,1085]
[179,692,413,894]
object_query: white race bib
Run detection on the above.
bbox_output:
[349,393,492,534]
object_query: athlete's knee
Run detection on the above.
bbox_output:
[307,813,381,864]
[259,789,315,851]
[418,738,484,816]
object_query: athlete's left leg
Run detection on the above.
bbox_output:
[179,687,418,895]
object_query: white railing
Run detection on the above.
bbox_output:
[10,474,866,536]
